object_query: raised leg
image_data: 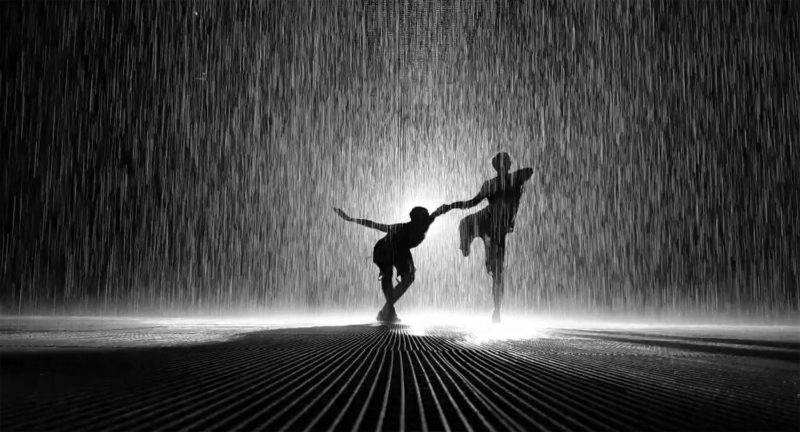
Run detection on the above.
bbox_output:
[459,217,475,257]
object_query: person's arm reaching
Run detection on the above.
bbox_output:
[429,204,452,220]
[333,208,392,232]
[446,190,487,211]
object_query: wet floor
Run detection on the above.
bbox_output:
[1,317,798,431]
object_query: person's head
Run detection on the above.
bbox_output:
[491,151,512,173]
[409,206,430,224]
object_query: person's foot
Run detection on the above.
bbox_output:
[492,310,501,323]
[376,307,389,322]
[386,305,401,323]
[377,305,401,323]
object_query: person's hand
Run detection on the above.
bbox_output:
[434,204,449,215]
[333,208,352,221]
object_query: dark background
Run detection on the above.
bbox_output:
[1,0,798,317]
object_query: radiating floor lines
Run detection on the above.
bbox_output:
[2,323,798,431]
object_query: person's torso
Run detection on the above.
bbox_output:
[482,173,526,225]
[382,222,428,250]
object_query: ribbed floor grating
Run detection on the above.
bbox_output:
[2,324,798,431]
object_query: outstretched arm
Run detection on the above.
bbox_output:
[429,204,452,220]
[447,190,487,210]
[333,208,392,232]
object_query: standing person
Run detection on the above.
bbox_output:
[442,152,534,322]
[333,204,451,323]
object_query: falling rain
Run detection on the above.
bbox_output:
[1,1,797,320]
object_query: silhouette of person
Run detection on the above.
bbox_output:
[441,152,534,322]
[334,205,452,323]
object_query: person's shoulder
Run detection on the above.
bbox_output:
[390,222,408,233]
[513,167,534,182]
[480,177,497,193]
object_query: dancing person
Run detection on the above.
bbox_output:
[334,204,452,323]
[441,152,534,322]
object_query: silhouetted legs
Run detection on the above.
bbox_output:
[380,272,394,307]
[461,215,510,322]
[491,268,504,323]
[484,235,506,323]
[378,271,414,321]
[391,271,415,305]
[373,244,416,322]
[376,253,415,322]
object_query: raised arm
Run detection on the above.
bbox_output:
[514,167,534,182]
[333,208,392,232]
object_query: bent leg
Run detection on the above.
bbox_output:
[459,216,476,257]
[459,211,487,257]
[375,263,394,321]
[391,270,416,304]
[388,253,415,305]
[379,267,394,304]
[373,241,395,313]
[379,254,415,321]
[377,272,414,322]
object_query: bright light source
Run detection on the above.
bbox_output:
[4,314,795,351]
[401,312,550,342]
[398,194,447,236]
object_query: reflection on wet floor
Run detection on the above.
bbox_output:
[1,314,798,350]
[1,317,798,431]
